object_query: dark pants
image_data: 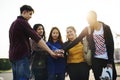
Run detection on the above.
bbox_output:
[32,68,47,80]
[67,62,89,80]
[31,51,47,80]
[47,73,65,80]
[92,58,117,80]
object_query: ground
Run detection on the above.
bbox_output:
[0,64,120,80]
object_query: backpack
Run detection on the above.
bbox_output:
[82,27,92,65]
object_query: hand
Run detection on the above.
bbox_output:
[56,53,64,57]
[49,51,57,59]
[65,72,68,77]
[54,49,64,53]
[107,64,113,68]
[54,49,64,57]
[59,49,65,53]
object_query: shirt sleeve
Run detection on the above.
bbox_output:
[105,25,114,64]
[63,27,87,51]
[20,20,41,43]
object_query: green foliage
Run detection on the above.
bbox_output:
[0,59,11,70]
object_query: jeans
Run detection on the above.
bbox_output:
[11,57,30,80]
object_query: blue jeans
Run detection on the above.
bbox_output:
[11,57,30,80]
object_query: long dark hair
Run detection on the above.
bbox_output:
[33,24,46,41]
[48,27,63,45]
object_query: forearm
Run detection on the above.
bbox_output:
[63,38,80,51]
[37,39,54,55]
[63,32,86,51]
[63,27,87,51]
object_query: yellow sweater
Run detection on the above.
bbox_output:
[67,42,85,63]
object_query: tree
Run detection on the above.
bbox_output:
[0,59,11,70]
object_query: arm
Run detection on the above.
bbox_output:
[20,20,41,43]
[21,20,57,58]
[37,39,57,58]
[63,27,88,51]
[47,42,64,57]
[29,38,37,51]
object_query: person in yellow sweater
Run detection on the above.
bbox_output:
[63,26,89,80]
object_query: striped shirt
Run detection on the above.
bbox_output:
[93,25,108,59]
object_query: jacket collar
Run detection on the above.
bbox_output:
[17,16,28,21]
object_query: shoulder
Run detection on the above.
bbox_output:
[83,26,88,32]
[46,41,49,45]
[100,21,110,30]
[16,16,29,26]
[63,40,70,44]
[46,41,53,46]
[100,22,113,36]
[82,26,90,34]
[63,41,70,46]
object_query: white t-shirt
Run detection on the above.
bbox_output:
[93,24,108,59]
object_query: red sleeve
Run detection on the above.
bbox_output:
[20,20,41,43]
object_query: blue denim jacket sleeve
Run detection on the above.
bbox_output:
[46,42,58,51]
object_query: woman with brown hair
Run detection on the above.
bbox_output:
[63,26,89,80]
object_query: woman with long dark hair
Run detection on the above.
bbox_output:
[31,24,48,80]
[47,27,66,80]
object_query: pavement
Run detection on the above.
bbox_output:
[0,72,12,80]
[0,65,120,80]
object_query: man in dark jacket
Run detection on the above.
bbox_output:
[63,11,117,80]
[86,11,117,80]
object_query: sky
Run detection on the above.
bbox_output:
[0,0,120,58]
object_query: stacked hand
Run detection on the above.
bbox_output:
[54,49,64,57]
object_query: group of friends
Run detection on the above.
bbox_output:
[9,5,117,80]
